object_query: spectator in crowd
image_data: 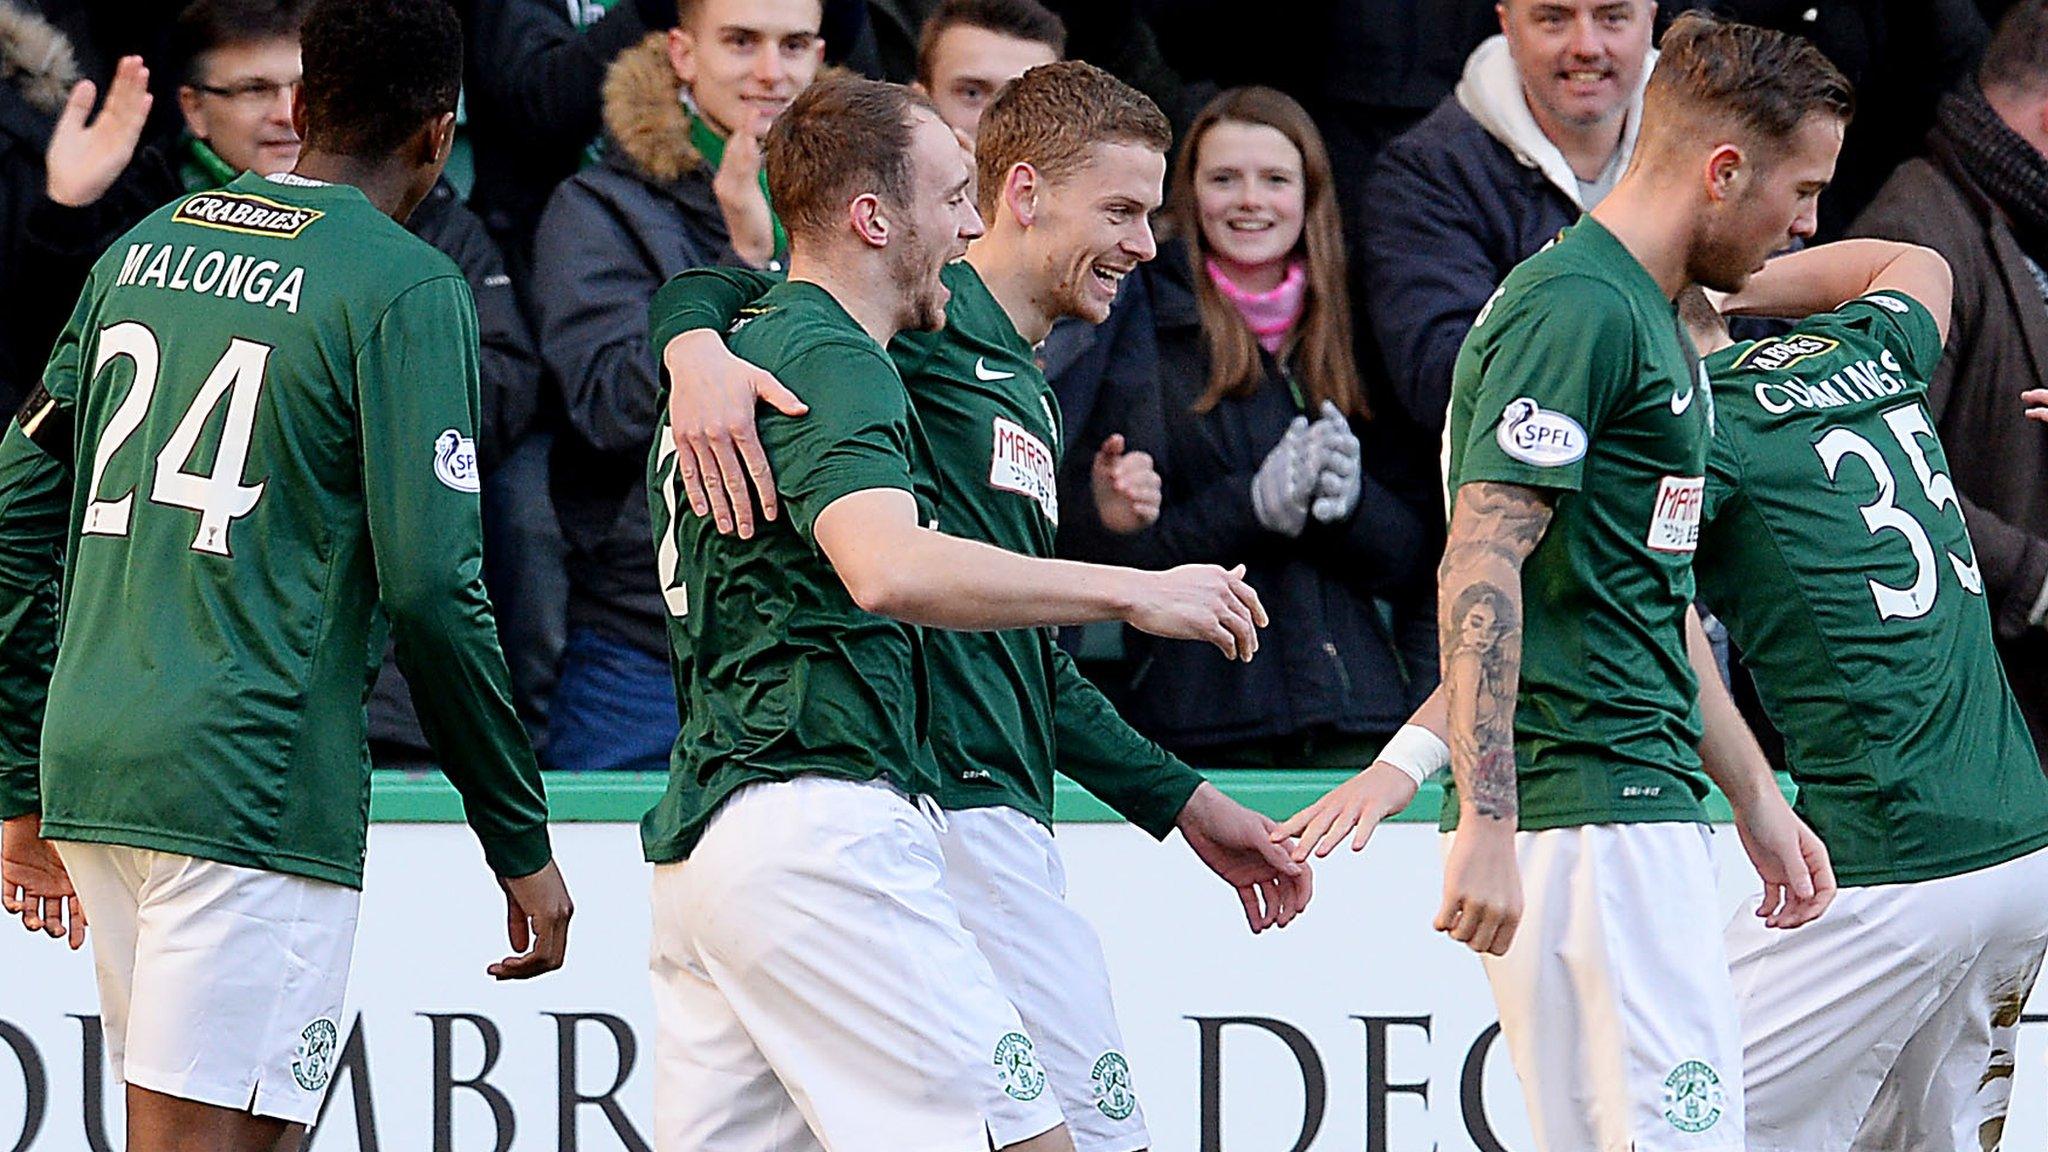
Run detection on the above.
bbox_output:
[1677,0,1989,239]
[1359,0,1656,436]
[461,0,684,281]
[460,0,875,280]
[532,0,822,772]
[1849,0,2048,759]
[0,0,551,766]
[913,0,1061,145]
[1060,86,1437,770]
[6,2,308,423]
[0,1,79,410]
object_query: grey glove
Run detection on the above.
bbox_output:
[1252,416,1324,536]
[1309,400,1362,523]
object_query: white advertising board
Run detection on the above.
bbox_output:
[2,822,2044,1150]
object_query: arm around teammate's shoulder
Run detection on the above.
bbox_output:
[1720,239,1954,348]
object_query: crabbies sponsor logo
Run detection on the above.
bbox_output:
[989,415,1058,525]
[1494,398,1586,467]
[993,1032,1047,1102]
[1646,475,1704,553]
[1662,1060,1724,1133]
[1732,332,1840,374]
[1091,1050,1137,1121]
[292,1017,339,1092]
[433,429,479,493]
[174,191,324,238]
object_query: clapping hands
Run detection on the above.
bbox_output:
[1252,401,1362,536]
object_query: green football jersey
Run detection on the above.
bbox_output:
[0,173,550,888]
[646,263,1203,837]
[641,279,943,863]
[1698,292,2048,885]
[1444,217,1711,831]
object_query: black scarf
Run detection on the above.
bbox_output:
[1931,79,2048,264]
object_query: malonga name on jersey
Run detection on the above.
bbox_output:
[113,240,308,313]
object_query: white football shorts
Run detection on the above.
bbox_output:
[1731,841,2048,1152]
[939,804,1146,1152]
[54,841,360,1125]
[1447,821,1746,1152]
[649,775,1067,1152]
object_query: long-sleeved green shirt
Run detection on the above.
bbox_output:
[648,261,1202,839]
[0,173,550,887]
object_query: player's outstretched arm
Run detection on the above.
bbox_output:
[1173,782,1314,933]
[1434,481,1552,957]
[1274,686,1446,862]
[1718,239,1954,344]
[1684,610,1835,929]
[649,266,798,536]
[1045,647,1309,931]
[813,488,1270,660]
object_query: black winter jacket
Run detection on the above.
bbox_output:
[0,1,75,412]
[1054,243,1439,754]
[531,34,760,657]
[1358,96,1581,435]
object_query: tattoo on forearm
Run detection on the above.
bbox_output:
[1439,483,1552,825]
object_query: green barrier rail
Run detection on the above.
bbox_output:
[369,770,1757,824]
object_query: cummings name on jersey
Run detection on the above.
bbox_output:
[1739,345,1911,416]
[113,242,307,314]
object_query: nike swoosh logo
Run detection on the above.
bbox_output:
[1671,384,1694,415]
[974,357,1016,381]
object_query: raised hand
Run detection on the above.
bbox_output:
[490,859,574,980]
[1176,782,1313,932]
[711,130,777,268]
[46,56,152,208]
[662,330,809,537]
[1090,433,1161,534]
[1125,562,1268,660]
[1272,761,1418,862]
[2,814,86,949]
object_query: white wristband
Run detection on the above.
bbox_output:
[1378,723,1450,787]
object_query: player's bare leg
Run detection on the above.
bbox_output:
[124,1085,305,1152]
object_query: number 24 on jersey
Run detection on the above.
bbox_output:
[80,322,270,557]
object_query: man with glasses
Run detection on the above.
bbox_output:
[9,0,551,770]
[10,0,307,414]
